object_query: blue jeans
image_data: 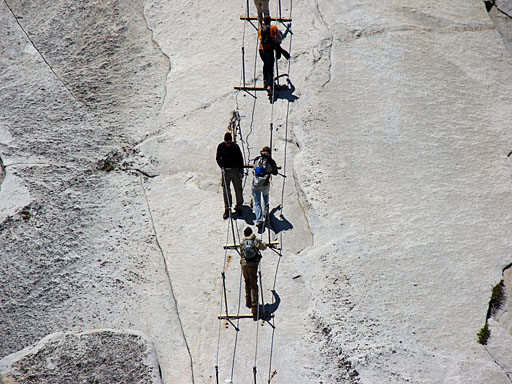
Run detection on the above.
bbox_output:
[252,184,270,223]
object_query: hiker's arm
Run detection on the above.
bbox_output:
[256,238,267,251]
[270,159,278,175]
[236,145,244,169]
[273,26,282,43]
[216,144,223,168]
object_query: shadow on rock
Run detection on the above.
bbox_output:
[269,205,293,233]
[236,204,256,225]
[262,290,281,316]
[272,79,299,103]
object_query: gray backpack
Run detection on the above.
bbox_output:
[243,238,260,261]
[253,156,271,187]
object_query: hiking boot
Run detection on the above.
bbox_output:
[256,221,263,232]
[223,210,229,220]
[251,306,258,320]
[235,207,243,217]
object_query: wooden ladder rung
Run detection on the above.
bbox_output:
[240,16,292,22]
[218,313,274,320]
[223,241,280,249]
[244,163,282,169]
[234,85,267,91]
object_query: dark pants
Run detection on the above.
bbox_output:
[259,49,275,88]
[242,265,259,311]
[221,168,243,210]
[274,44,289,60]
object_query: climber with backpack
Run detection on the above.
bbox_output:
[252,146,278,231]
[240,226,268,317]
[258,16,290,95]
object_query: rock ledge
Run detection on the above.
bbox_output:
[0,329,162,384]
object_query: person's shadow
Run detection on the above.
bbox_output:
[269,205,293,233]
[272,78,298,103]
[258,290,280,321]
[236,204,256,225]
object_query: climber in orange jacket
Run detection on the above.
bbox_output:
[258,16,290,94]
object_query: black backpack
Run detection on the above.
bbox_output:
[261,25,272,45]
[243,238,260,261]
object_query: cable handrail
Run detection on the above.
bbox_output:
[216,1,293,382]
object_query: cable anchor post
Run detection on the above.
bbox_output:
[258,270,266,319]
[253,365,258,384]
[242,46,247,88]
[221,272,240,331]
[269,123,274,156]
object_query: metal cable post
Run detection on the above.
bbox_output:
[269,122,273,156]
[242,46,247,88]
[258,269,266,318]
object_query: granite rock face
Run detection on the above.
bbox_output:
[1,0,512,383]
[488,0,512,56]
[0,329,162,384]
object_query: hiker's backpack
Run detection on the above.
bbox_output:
[243,238,260,261]
[261,25,272,45]
[253,156,271,187]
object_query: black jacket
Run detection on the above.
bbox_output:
[216,142,244,169]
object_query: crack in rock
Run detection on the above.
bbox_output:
[311,0,333,87]
[0,155,4,187]
[340,22,495,43]
[3,0,84,107]
[142,3,171,111]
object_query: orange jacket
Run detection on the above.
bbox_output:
[258,25,282,50]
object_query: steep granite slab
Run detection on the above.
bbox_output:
[0,2,189,383]
[288,0,512,382]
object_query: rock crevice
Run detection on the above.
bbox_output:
[0,156,4,188]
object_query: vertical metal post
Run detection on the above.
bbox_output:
[274,54,280,86]
[253,366,258,384]
[221,271,240,331]
[215,365,219,384]
[269,123,273,156]
[267,217,271,243]
[258,270,265,318]
[222,272,230,317]
[242,46,247,88]
[279,0,282,19]
[247,0,250,18]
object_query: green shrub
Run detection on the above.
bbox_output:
[477,323,490,345]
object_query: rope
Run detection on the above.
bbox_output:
[229,269,244,381]
[216,167,246,382]
[493,2,512,19]
[217,1,295,381]
[265,1,294,381]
